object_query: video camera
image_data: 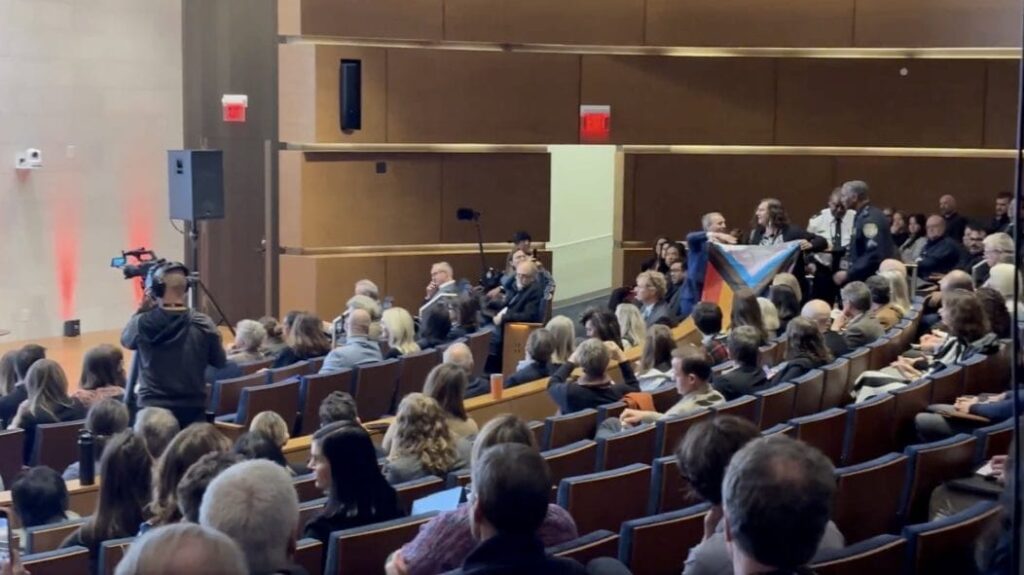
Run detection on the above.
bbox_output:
[110,248,165,280]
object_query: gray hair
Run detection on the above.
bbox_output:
[346,294,382,321]
[133,407,180,459]
[728,326,761,367]
[443,342,474,373]
[575,338,609,378]
[840,180,869,202]
[723,435,835,570]
[840,281,872,313]
[701,212,723,231]
[354,279,380,301]
[115,523,247,575]
[984,232,1015,262]
[234,319,266,353]
[199,459,299,572]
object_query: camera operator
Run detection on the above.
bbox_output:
[120,262,226,428]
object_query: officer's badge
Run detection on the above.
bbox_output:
[863,223,878,239]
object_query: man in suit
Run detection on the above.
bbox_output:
[800,299,850,358]
[424,261,459,301]
[958,221,987,272]
[939,194,967,244]
[488,260,546,363]
[666,260,685,312]
[916,215,962,280]
[807,188,855,304]
[832,281,884,348]
[679,212,737,319]
[833,181,896,285]
[634,270,676,327]
[988,191,1012,234]
[713,326,769,400]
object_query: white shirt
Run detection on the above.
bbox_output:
[808,208,855,265]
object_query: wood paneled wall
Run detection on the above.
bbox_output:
[623,154,1016,242]
[280,0,1023,47]
[280,46,1018,148]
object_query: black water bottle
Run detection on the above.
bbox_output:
[78,429,95,486]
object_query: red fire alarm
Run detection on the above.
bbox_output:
[580,105,611,143]
[222,94,248,123]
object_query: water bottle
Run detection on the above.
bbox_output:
[78,429,95,486]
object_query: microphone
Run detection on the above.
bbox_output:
[456,208,480,221]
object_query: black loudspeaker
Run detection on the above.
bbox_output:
[167,150,225,221]
[340,59,362,131]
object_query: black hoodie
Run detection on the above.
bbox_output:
[121,306,226,408]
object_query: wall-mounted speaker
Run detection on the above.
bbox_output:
[340,59,362,131]
[167,150,225,222]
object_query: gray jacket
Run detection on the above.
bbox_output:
[319,336,383,374]
[843,313,885,349]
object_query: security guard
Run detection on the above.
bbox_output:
[832,180,896,284]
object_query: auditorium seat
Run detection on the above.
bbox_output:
[961,350,1007,395]
[754,383,795,430]
[761,423,796,437]
[650,385,679,414]
[352,359,401,421]
[902,500,1001,575]
[900,434,977,524]
[648,455,699,514]
[888,379,932,448]
[557,464,651,534]
[972,417,1014,464]
[820,358,851,410]
[227,379,301,428]
[294,537,324,575]
[841,393,896,466]
[266,360,315,383]
[296,370,354,436]
[809,534,906,575]
[394,476,445,514]
[528,419,545,447]
[99,536,134,575]
[22,546,89,575]
[833,453,908,543]
[618,503,710,575]
[788,408,846,465]
[654,410,711,457]
[543,409,598,450]
[445,468,472,488]
[25,517,87,553]
[502,323,542,376]
[393,349,440,412]
[865,337,891,372]
[0,428,25,487]
[595,424,656,471]
[926,365,964,405]
[711,395,758,424]
[292,473,322,502]
[597,401,627,422]
[31,419,85,471]
[210,372,267,416]
[791,369,825,417]
[758,343,778,368]
[711,361,734,380]
[307,356,326,373]
[542,440,598,489]
[298,497,327,531]
[237,358,273,375]
[465,329,492,377]
[324,512,439,575]
[842,348,870,392]
[547,530,619,565]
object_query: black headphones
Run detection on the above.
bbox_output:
[145,261,192,298]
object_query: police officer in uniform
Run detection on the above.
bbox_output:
[832,180,896,285]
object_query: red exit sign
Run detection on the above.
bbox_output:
[580,105,611,143]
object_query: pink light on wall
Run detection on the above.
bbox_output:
[54,199,79,320]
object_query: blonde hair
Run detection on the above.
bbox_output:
[880,270,911,315]
[382,307,420,355]
[757,297,780,332]
[636,270,668,300]
[771,273,803,304]
[986,263,1023,302]
[249,411,290,447]
[391,393,457,476]
[24,359,73,421]
[545,316,576,364]
[615,304,647,349]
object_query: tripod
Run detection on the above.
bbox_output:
[188,223,236,337]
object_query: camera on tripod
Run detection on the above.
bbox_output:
[110,248,164,280]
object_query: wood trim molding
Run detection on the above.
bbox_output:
[281,243,548,256]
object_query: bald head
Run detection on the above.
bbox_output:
[443,342,474,373]
[515,260,538,290]
[878,259,907,278]
[346,308,371,337]
[702,212,726,233]
[925,215,946,241]
[940,270,974,293]
[800,299,833,334]
[939,195,957,215]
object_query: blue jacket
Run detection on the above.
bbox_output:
[319,336,383,374]
[970,390,1024,421]
[678,231,710,318]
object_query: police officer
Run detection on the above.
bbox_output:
[832,180,895,285]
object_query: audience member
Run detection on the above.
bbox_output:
[492,260,545,327]
[757,297,781,335]
[225,319,266,364]
[449,294,482,340]
[61,431,152,568]
[506,328,556,388]
[320,308,383,374]
[890,210,909,247]
[617,346,724,428]
[199,460,304,575]
[919,269,975,335]
[133,406,180,460]
[355,279,380,301]
[939,194,967,243]
[418,302,455,350]
[900,213,928,263]
[382,307,421,359]
[250,410,290,448]
[769,317,832,385]
[148,423,232,527]
[769,285,800,336]
[976,287,1012,339]
[545,316,576,364]
[121,263,226,427]
[0,344,45,427]
[771,273,804,305]
[448,443,587,575]
[834,180,895,284]
[642,236,671,274]
[304,422,404,555]
[633,270,676,327]
[581,308,624,350]
[12,466,74,535]
[731,289,769,345]
[175,451,243,522]
[318,390,359,428]
[346,294,384,341]
[879,268,912,315]
[615,303,646,349]
[680,212,736,318]
[692,302,729,364]
[866,275,903,330]
[984,263,1024,317]
[233,431,291,473]
[667,259,687,313]
[722,436,838,575]
[425,261,458,301]
[547,338,638,414]
[424,363,480,442]
[114,523,248,575]
[64,397,129,480]
[0,351,16,399]
[72,344,126,407]
[988,191,1012,234]
[916,215,962,279]
[9,359,87,464]
[801,299,850,357]
[636,324,675,392]
[387,415,578,575]
[713,326,769,400]
[960,222,987,271]
[916,390,1024,444]
[976,232,1015,285]
[443,342,490,398]
[832,281,884,348]
[383,393,470,484]
[272,312,331,368]
[678,418,844,575]
[258,315,288,358]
